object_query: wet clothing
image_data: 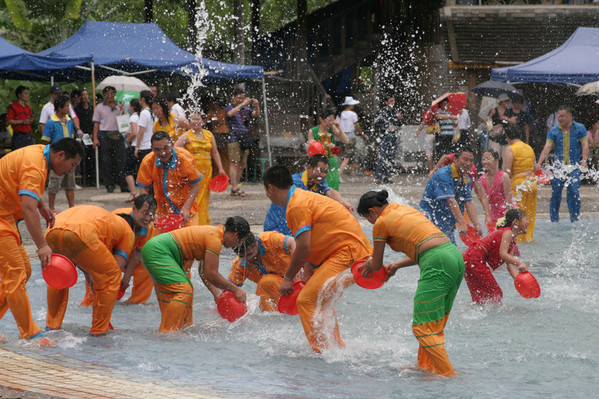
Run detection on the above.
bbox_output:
[509,141,537,241]
[420,164,472,244]
[0,145,50,339]
[479,170,509,223]
[45,206,135,335]
[286,187,372,352]
[462,228,516,303]
[182,129,214,225]
[228,231,293,311]
[154,113,185,142]
[136,147,202,217]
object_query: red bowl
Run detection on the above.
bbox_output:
[209,174,229,193]
[307,141,325,157]
[514,271,541,299]
[459,225,482,246]
[278,281,306,315]
[42,254,78,289]
[351,260,388,289]
[154,214,184,233]
[217,291,248,322]
[535,170,551,185]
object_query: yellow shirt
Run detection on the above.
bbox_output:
[510,140,535,174]
[373,203,445,262]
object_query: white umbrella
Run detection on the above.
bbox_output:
[97,75,150,92]
[575,81,599,96]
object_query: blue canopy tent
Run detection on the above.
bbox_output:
[37,21,270,185]
[492,27,599,85]
[0,35,90,80]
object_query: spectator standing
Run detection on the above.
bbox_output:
[167,94,186,119]
[74,88,95,185]
[124,99,142,202]
[505,98,530,144]
[337,96,365,181]
[226,88,260,197]
[39,85,81,135]
[134,90,154,161]
[6,85,34,150]
[536,105,589,222]
[587,119,599,171]
[152,97,189,142]
[434,98,458,159]
[207,98,230,175]
[92,86,127,193]
[373,95,402,184]
[486,93,511,161]
[456,107,471,151]
[41,94,77,212]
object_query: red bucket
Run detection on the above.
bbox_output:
[117,286,126,300]
[534,170,551,185]
[209,174,229,193]
[154,214,184,233]
[217,291,248,322]
[307,141,325,157]
[459,225,482,247]
[42,254,78,289]
[278,280,306,315]
[351,260,388,289]
[514,271,541,299]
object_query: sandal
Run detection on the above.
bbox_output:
[230,189,247,197]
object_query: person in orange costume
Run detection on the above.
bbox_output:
[263,165,373,353]
[141,216,251,332]
[358,190,463,377]
[79,195,158,306]
[228,231,295,311]
[136,130,201,227]
[45,205,135,336]
[0,138,83,343]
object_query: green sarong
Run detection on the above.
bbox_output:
[141,233,190,285]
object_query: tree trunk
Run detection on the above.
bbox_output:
[144,0,153,23]
[187,0,198,53]
[233,0,244,64]
[250,0,260,65]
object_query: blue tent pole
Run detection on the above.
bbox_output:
[261,77,272,166]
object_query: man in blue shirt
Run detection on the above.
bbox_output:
[41,94,77,213]
[420,148,482,245]
[536,105,588,222]
[264,154,354,234]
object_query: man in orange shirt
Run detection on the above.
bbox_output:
[0,138,83,343]
[136,131,201,226]
[263,165,373,352]
[45,205,135,336]
[229,231,295,311]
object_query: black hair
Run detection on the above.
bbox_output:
[50,138,85,160]
[505,125,523,140]
[232,87,245,96]
[133,194,157,210]
[139,90,154,105]
[15,85,28,98]
[103,85,116,94]
[263,165,293,189]
[233,234,257,257]
[166,94,179,103]
[224,216,251,239]
[498,208,526,229]
[319,107,336,121]
[455,147,474,158]
[151,130,171,144]
[54,94,70,110]
[116,213,136,230]
[70,89,81,99]
[380,93,394,103]
[482,148,500,160]
[308,154,329,167]
[557,104,573,115]
[357,190,389,216]
[152,97,171,122]
[95,93,103,103]
[439,98,450,106]
[130,98,142,115]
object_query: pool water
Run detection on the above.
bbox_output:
[1,218,597,398]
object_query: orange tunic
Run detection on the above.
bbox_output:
[286,187,372,266]
[136,147,202,217]
[169,225,224,262]
[112,207,158,251]
[51,205,135,258]
[228,231,292,286]
[373,203,445,262]
[0,144,49,222]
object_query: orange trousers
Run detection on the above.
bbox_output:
[296,250,354,353]
[153,281,193,332]
[412,314,456,377]
[45,229,121,335]
[80,263,153,305]
[256,274,283,312]
[0,218,42,339]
